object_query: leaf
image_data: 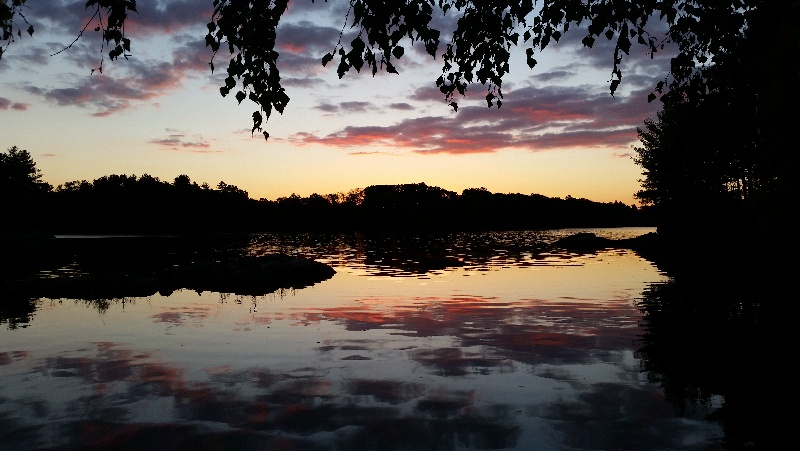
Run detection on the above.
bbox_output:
[610,79,620,96]
[526,48,537,68]
[26,25,33,36]
[392,46,404,59]
[337,59,349,78]
[582,35,595,48]
[617,35,631,54]
[235,91,246,104]
[251,111,263,135]
[647,92,656,103]
[605,29,614,41]
[321,53,333,67]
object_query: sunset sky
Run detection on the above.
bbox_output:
[1,0,672,203]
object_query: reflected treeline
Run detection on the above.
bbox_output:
[1,232,254,282]
[248,230,589,275]
[636,263,780,450]
[0,294,36,329]
[0,234,336,329]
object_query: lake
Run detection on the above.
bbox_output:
[0,228,746,449]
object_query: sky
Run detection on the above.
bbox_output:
[0,0,673,204]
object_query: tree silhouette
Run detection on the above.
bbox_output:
[634,94,749,225]
[633,2,799,239]
[0,146,52,233]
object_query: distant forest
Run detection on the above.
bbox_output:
[2,148,648,234]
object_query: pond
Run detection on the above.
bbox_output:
[0,228,749,449]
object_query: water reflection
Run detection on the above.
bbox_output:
[0,229,751,449]
[1,292,714,450]
[636,271,777,450]
[247,228,654,276]
[0,294,36,329]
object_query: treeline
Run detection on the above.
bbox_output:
[1,149,647,234]
[261,184,646,232]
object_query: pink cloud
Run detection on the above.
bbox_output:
[0,97,28,111]
[289,84,658,154]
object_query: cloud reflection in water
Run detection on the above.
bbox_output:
[0,241,724,449]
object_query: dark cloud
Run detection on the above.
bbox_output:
[284,0,351,17]
[314,102,339,113]
[149,130,216,152]
[124,1,212,36]
[339,101,371,112]
[0,41,64,75]
[313,100,374,114]
[272,51,328,77]
[275,20,339,55]
[26,0,208,39]
[537,70,575,82]
[24,38,212,115]
[282,76,326,88]
[388,102,414,110]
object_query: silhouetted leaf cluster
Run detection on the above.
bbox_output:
[3,1,789,137]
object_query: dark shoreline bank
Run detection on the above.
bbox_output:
[0,253,336,300]
[2,227,792,302]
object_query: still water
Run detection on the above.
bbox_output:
[0,228,727,450]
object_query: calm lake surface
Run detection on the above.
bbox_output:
[0,228,730,450]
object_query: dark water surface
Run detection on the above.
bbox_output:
[1,229,740,449]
